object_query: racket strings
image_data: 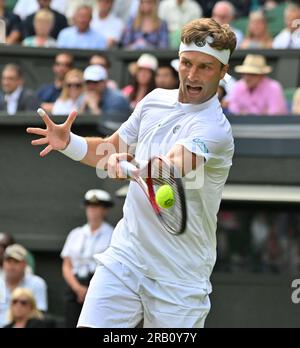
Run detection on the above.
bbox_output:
[150,159,185,234]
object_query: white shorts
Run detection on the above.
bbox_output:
[77,257,211,328]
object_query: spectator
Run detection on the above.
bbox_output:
[121,0,169,50]
[65,0,97,23]
[212,1,244,47]
[81,65,131,116]
[240,10,273,49]
[23,0,68,40]
[123,53,157,110]
[0,233,35,276]
[91,0,124,48]
[0,233,15,276]
[89,54,118,90]
[52,69,85,115]
[0,64,40,115]
[0,244,47,327]
[57,5,107,49]
[228,54,287,115]
[111,0,139,23]
[13,0,67,20]
[61,189,114,328]
[0,0,22,44]
[155,62,179,89]
[158,0,203,48]
[23,9,56,47]
[272,3,300,49]
[37,53,74,114]
[3,288,50,328]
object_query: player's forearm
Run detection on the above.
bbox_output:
[167,144,200,177]
[60,131,124,169]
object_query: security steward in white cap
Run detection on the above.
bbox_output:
[61,189,114,328]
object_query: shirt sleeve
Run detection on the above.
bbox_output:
[175,123,234,169]
[60,229,76,259]
[32,277,48,311]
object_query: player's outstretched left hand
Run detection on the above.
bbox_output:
[27,109,78,157]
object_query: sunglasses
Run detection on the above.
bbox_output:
[12,299,30,306]
[67,83,83,88]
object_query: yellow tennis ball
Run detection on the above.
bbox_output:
[155,184,175,209]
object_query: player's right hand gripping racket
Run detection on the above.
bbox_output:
[120,156,187,235]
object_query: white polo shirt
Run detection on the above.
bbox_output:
[61,222,114,278]
[91,13,124,43]
[96,89,234,289]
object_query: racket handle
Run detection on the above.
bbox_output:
[119,160,138,178]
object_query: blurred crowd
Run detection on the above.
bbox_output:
[1,0,300,117]
[216,211,300,274]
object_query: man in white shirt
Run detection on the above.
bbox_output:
[0,244,47,327]
[61,189,114,328]
[272,3,300,49]
[0,64,40,115]
[27,17,236,328]
[13,0,67,20]
[91,0,124,48]
[158,0,203,48]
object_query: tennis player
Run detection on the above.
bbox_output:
[27,18,236,328]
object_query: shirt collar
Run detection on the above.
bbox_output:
[5,86,23,101]
[83,223,104,237]
[175,93,220,114]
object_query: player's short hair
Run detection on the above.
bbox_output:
[181,18,237,58]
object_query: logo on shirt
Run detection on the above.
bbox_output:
[192,138,209,153]
[172,125,181,134]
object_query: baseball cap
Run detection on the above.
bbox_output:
[83,65,108,82]
[4,244,27,262]
[136,54,158,71]
[84,189,113,207]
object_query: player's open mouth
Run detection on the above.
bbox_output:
[187,85,202,96]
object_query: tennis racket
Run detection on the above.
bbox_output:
[120,155,187,235]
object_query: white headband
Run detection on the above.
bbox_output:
[179,37,230,65]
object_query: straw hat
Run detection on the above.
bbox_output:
[235,54,272,75]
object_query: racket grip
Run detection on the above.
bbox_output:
[119,160,138,178]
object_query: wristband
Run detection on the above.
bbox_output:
[59,133,88,161]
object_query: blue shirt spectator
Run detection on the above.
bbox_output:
[101,88,131,115]
[57,5,107,50]
[57,26,107,49]
[37,84,61,104]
